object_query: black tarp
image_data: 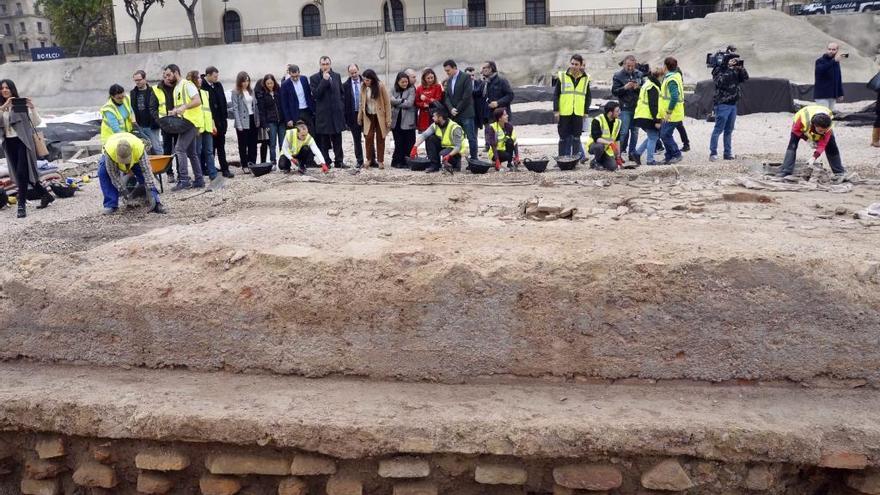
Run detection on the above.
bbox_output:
[0,121,100,162]
[792,82,877,103]
[836,101,878,127]
[512,85,612,104]
[685,77,796,119]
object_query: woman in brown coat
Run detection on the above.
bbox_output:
[357,69,391,169]
[0,79,54,218]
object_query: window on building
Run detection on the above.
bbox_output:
[382,0,404,32]
[525,0,548,25]
[301,4,321,37]
[4,24,10,36]
[40,41,45,47]
[468,0,487,27]
[0,4,6,13]
[37,21,43,33]
[19,21,25,34]
[223,10,242,43]
[15,2,22,15]
[7,44,14,54]
[22,39,28,50]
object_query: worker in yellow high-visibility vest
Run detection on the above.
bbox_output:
[164,63,204,190]
[553,54,592,158]
[99,84,135,144]
[777,104,845,178]
[657,57,685,165]
[585,101,623,171]
[186,70,219,180]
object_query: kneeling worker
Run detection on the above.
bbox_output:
[278,120,326,174]
[98,132,166,214]
[410,107,468,174]
[487,107,520,171]
[586,101,624,171]
[777,104,845,177]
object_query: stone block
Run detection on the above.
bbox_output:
[819,451,869,470]
[326,476,363,495]
[72,462,117,489]
[744,465,774,491]
[475,463,528,485]
[393,481,439,495]
[291,454,337,475]
[552,486,574,495]
[25,458,68,480]
[92,444,113,464]
[20,478,60,495]
[378,457,431,478]
[641,459,694,491]
[278,477,308,495]
[34,438,64,459]
[135,448,191,471]
[847,469,880,494]
[200,474,242,495]
[553,464,623,490]
[206,453,290,476]
[138,471,174,494]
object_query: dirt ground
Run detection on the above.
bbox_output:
[0,114,879,384]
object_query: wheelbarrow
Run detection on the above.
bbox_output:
[149,155,174,193]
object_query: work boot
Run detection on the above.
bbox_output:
[776,149,797,177]
[102,207,118,215]
[171,181,191,192]
[151,203,167,214]
[681,143,691,152]
[872,128,880,147]
[191,178,206,189]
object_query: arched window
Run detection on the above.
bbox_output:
[223,10,241,44]
[525,0,547,25]
[383,0,405,32]
[468,0,487,27]
[302,4,321,38]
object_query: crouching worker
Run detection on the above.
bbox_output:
[410,107,468,174]
[98,132,166,215]
[278,120,326,174]
[487,107,520,171]
[777,105,845,178]
[586,101,624,171]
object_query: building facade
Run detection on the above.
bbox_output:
[114,0,653,52]
[0,0,54,63]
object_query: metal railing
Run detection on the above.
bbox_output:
[117,3,795,55]
[118,7,665,54]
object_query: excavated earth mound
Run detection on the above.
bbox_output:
[2,181,878,385]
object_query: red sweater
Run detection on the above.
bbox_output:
[415,84,444,132]
[792,120,833,158]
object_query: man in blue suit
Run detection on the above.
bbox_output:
[280,64,315,131]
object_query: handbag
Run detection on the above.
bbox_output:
[868,71,880,93]
[28,115,49,159]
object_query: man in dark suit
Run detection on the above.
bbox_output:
[280,64,316,132]
[442,59,478,160]
[310,56,347,168]
[201,67,233,178]
[342,63,364,168]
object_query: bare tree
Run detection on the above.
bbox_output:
[123,0,165,53]
[178,0,200,47]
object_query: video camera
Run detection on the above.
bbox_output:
[706,45,744,69]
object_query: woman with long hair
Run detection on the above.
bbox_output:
[357,69,391,169]
[230,71,260,171]
[0,79,53,218]
[414,68,443,133]
[256,74,283,164]
[389,71,417,168]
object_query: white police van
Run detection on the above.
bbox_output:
[799,0,880,14]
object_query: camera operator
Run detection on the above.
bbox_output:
[814,43,845,111]
[611,55,644,163]
[709,54,749,161]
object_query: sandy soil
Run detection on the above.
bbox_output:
[1,362,879,463]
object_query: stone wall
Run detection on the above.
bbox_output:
[2,432,877,494]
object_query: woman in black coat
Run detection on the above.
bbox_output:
[256,74,283,164]
[0,79,53,218]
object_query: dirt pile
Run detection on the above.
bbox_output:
[612,9,879,84]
